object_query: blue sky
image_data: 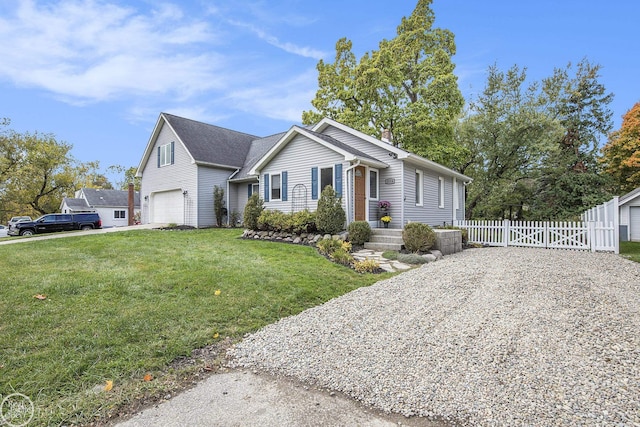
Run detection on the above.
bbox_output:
[1,0,638,181]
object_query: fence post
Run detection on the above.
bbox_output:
[503,219,510,247]
[588,221,596,252]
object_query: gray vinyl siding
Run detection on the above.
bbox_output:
[260,134,344,213]
[140,122,198,226]
[456,180,466,221]
[321,126,403,226]
[403,163,453,227]
[229,180,258,223]
[197,167,235,227]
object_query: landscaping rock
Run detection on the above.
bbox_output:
[422,254,437,263]
[430,249,443,260]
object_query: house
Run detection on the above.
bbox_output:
[136,113,472,229]
[60,188,141,228]
[619,187,640,241]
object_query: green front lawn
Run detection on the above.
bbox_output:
[620,241,640,263]
[0,229,391,426]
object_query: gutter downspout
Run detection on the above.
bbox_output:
[344,160,361,226]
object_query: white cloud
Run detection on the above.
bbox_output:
[0,0,223,102]
[228,20,326,60]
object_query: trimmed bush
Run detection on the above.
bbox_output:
[316,238,343,255]
[397,253,428,265]
[347,221,371,245]
[291,209,316,234]
[330,248,354,266]
[353,259,380,273]
[316,185,346,235]
[243,193,264,230]
[257,210,290,231]
[402,222,436,253]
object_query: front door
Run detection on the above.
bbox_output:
[354,166,366,221]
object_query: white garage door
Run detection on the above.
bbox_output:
[151,190,184,224]
[631,207,640,241]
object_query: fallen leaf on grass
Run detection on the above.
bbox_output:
[214,289,221,296]
[104,380,113,391]
[143,373,153,382]
[213,333,219,339]
[33,294,47,300]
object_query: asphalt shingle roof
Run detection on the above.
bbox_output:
[163,113,258,168]
[232,132,286,181]
[303,129,384,164]
[63,198,91,209]
[82,188,140,208]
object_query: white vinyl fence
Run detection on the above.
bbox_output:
[454,219,618,253]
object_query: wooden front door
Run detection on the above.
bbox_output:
[354,166,366,221]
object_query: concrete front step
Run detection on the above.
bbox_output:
[364,228,404,251]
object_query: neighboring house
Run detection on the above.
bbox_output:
[136,113,472,229]
[619,187,640,241]
[60,188,141,228]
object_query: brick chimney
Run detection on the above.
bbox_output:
[381,129,392,143]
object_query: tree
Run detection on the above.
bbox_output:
[107,165,141,190]
[302,0,465,167]
[601,102,640,194]
[531,59,614,219]
[456,65,561,219]
[0,130,94,216]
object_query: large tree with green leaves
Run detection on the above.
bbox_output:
[0,129,99,218]
[601,102,640,194]
[456,65,562,219]
[531,59,614,219]
[302,0,465,167]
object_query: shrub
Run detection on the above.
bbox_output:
[213,185,225,227]
[397,253,428,265]
[353,259,380,273]
[316,185,346,235]
[291,209,316,234]
[402,222,436,253]
[257,210,289,231]
[229,211,242,228]
[243,193,264,230]
[330,248,354,266]
[347,221,371,245]
[341,241,352,253]
[316,237,343,255]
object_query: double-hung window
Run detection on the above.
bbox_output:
[271,174,281,200]
[158,142,174,167]
[114,210,126,219]
[320,167,333,192]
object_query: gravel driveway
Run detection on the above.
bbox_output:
[229,247,640,426]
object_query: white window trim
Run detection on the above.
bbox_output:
[438,176,445,209]
[369,168,379,201]
[318,165,335,193]
[159,143,172,167]
[271,172,282,201]
[415,169,424,207]
[251,183,259,196]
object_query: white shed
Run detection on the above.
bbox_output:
[619,187,640,242]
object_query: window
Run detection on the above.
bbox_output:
[369,169,379,200]
[415,170,423,206]
[271,174,281,200]
[252,183,259,195]
[158,142,174,167]
[438,177,445,209]
[114,210,126,219]
[320,167,333,192]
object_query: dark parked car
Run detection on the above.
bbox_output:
[8,213,102,236]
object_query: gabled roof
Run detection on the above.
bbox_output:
[249,125,388,175]
[312,118,473,182]
[231,132,286,182]
[81,188,140,208]
[619,187,640,205]
[62,198,91,209]
[137,113,259,175]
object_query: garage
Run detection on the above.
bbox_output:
[631,207,640,241]
[151,190,184,224]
